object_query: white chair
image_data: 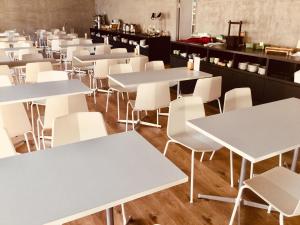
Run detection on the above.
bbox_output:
[52,112,107,147]
[79,39,93,45]
[192,76,222,112]
[126,82,170,131]
[111,48,127,54]
[37,94,88,149]
[0,103,38,151]
[21,53,43,61]
[91,59,118,104]
[0,65,10,75]
[62,46,77,70]
[0,128,18,158]
[129,56,149,72]
[163,96,224,203]
[95,45,111,55]
[51,112,128,225]
[37,70,69,83]
[72,49,93,81]
[106,64,136,121]
[0,75,12,87]
[25,62,53,83]
[229,167,300,225]
[18,48,39,60]
[0,42,10,49]
[294,70,300,84]
[145,61,164,71]
[14,41,33,48]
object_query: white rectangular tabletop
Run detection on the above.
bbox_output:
[0,79,90,105]
[0,58,58,68]
[108,67,212,88]
[2,46,36,53]
[187,98,300,163]
[0,131,187,225]
[73,52,138,63]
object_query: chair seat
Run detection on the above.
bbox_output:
[110,84,137,93]
[170,131,222,152]
[244,167,300,217]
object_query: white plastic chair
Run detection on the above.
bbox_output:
[145,61,164,71]
[163,96,223,203]
[18,48,39,60]
[193,76,222,112]
[229,167,300,225]
[91,59,118,104]
[106,64,136,121]
[79,39,93,45]
[126,82,170,131]
[0,128,18,158]
[25,62,53,83]
[0,103,38,152]
[51,112,128,225]
[72,49,93,81]
[129,56,149,72]
[95,45,111,55]
[111,48,127,54]
[0,42,10,49]
[37,94,88,149]
[0,75,12,87]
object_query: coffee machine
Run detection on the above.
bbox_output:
[93,15,106,29]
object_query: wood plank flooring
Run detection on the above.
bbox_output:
[17,75,300,225]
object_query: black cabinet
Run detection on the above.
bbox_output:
[90,28,170,64]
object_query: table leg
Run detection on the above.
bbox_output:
[239,158,247,189]
[291,148,299,172]
[177,81,180,98]
[106,208,114,225]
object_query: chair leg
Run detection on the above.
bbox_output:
[30,103,35,135]
[41,128,46,150]
[279,214,284,225]
[190,150,195,203]
[200,152,205,162]
[217,98,222,113]
[131,110,135,130]
[121,92,124,100]
[163,140,174,156]
[250,162,254,179]
[230,151,234,187]
[125,102,130,132]
[28,131,39,151]
[229,186,247,225]
[209,151,216,160]
[24,133,31,152]
[126,92,129,100]
[156,109,159,126]
[117,92,120,121]
[121,204,127,225]
[105,89,112,112]
[279,154,282,167]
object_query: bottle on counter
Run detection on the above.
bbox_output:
[187,56,194,70]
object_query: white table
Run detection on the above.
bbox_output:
[108,67,212,124]
[0,131,187,225]
[2,46,35,53]
[0,58,58,68]
[73,52,139,63]
[59,43,107,49]
[187,98,300,208]
[0,80,91,105]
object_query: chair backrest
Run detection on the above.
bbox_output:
[294,70,300,84]
[223,88,253,113]
[111,48,127,54]
[52,112,107,147]
[25,62,52,83]
[0,103,32,137]
[37,70,68,82]
[94,59,118,79]
[145,60,165,71]
[167,96,205,137]
[95,45,111,55]
[21,53,43,61]
[18,48,39,60]
[129,56,149,72]
[193,76,222,103]
[79,39,93,45]
[0,49,6,57]
[0,42,10,49]
[43,94,88,129]
[51,39,61,51]
[109,64,133,86]
[0,128,17,158]
[135,82,171,111]
[65,46,77,62]
[0,65,10,75]
[73,48,90,56]
[14,41,32,48]
[0,76,12,87]
[71,38,80,45]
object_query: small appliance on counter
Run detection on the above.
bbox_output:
[111,19,121,30]
[226,20,244,50]
[93,15,106,29]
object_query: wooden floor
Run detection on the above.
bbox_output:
[17,75,300,225]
